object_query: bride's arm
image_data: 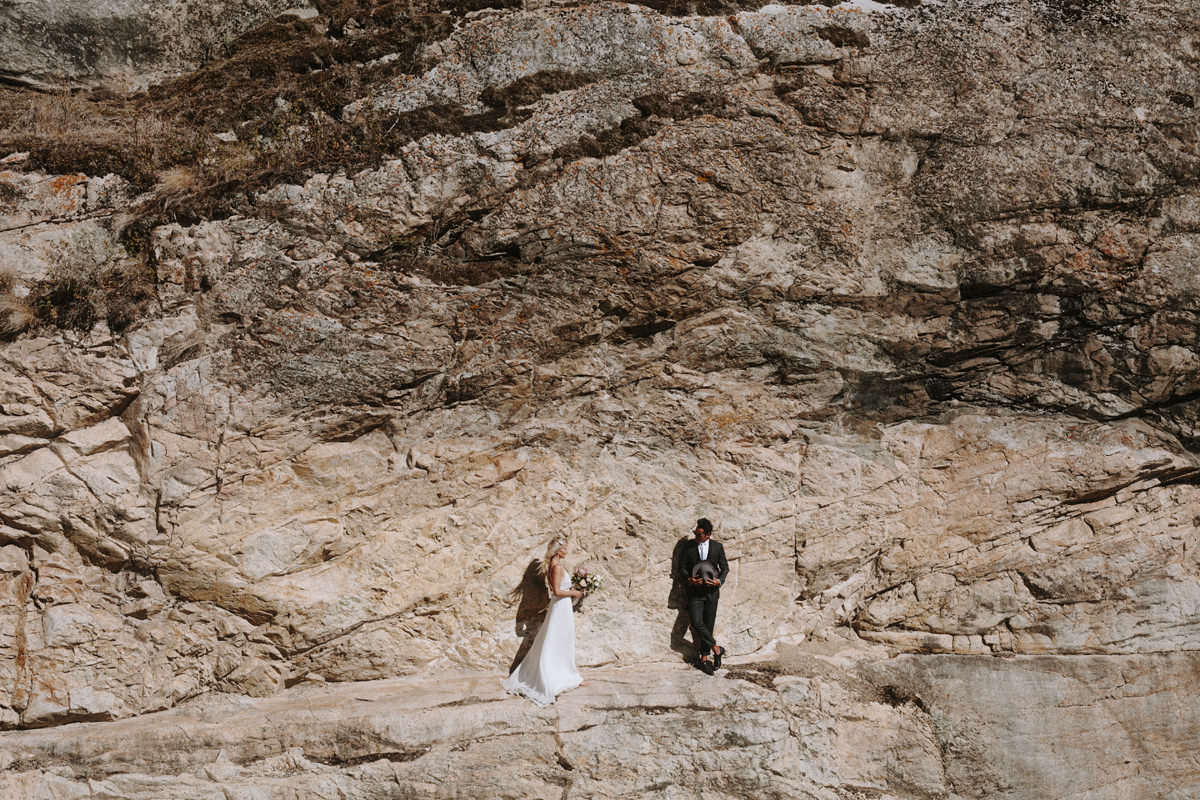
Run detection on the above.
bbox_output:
[548,564,582,599]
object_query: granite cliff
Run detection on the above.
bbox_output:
[0,0,1198,796]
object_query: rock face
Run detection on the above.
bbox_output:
[0,0,306,88]
[2,643,1198,798]
[0,0,1198,795]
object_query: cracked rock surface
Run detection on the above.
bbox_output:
[0,0,305,89]
[3,641,1198,798]
[0,0,1198,795]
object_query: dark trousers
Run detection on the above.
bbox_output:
[686,590,719,656]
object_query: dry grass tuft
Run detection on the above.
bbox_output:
[0,87,204,191]
[0,268,34,338]
[21,91,115,140]
[154,165,198,194]
[0,294,35,338]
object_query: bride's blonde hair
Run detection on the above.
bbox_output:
[540,535,569,578]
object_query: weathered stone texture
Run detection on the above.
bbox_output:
[0,0,1197,795]
[0,1,305,88]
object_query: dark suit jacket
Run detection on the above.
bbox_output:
[676,539,729,593]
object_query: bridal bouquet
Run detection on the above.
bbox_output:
[571,568,602,610]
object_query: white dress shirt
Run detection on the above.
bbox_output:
[698,539,709,561]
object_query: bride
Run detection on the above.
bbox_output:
[503,536,584,705]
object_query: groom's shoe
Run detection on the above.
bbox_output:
[712,645,723,669]
[699,656,715,675]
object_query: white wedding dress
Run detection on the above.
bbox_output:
[503,568,581,705]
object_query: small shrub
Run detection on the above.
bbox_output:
[0,180,20,208]
[28,230,155,333]
[98,261,156,332]
[33,263,156,333]
[35,277,95,330]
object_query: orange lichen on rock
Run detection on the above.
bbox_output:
[49,173,85,212]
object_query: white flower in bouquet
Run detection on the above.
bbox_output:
[571,567,602,595]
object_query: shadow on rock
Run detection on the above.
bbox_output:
[507,558,549,673]
[669,535,697,662]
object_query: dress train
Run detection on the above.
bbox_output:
[503,570,581,705]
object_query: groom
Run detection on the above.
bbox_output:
[676,517,729,675]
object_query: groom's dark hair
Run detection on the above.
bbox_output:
[695,518,713,534]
